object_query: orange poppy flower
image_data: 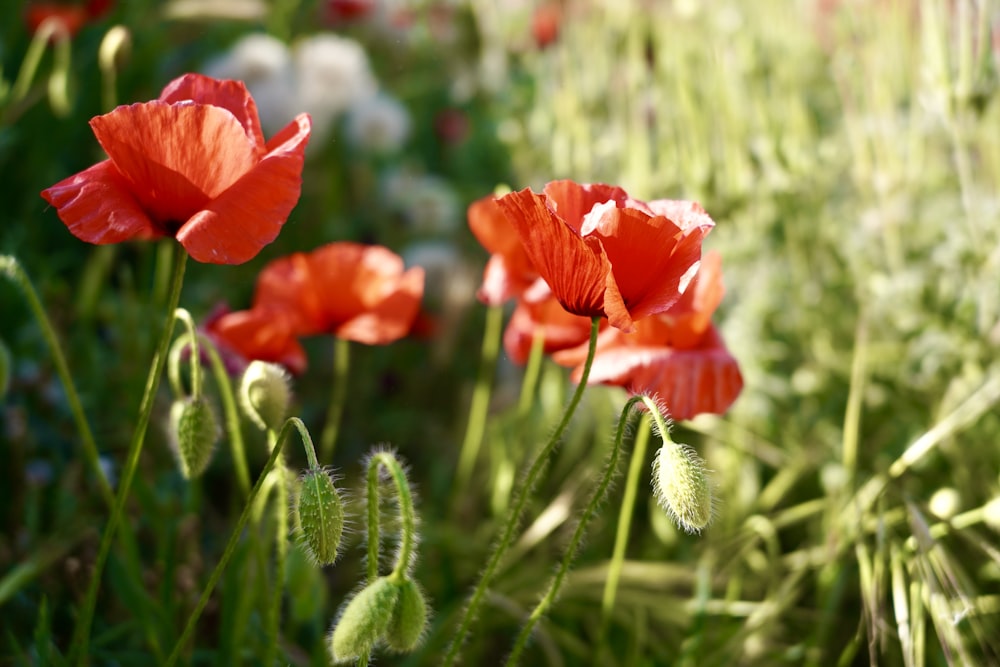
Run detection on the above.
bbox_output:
[503,292,595,365]
[553,252,742,420]
[206,306,308,375]
[41,73,311,264]
[253,242,425,346]
[495,180,714,332]
[467,194,540,306]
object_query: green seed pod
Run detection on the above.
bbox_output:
[384,578,429,653]
[295,467,345,566]
[0,338,10,400]
[329,577,399,663]
[169,396,220,479]
[651,442,713,534]
[239,360,291,431]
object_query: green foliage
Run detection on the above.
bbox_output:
[3,0,1000,665]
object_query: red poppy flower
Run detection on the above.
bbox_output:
[41,73,311,264]
[325,0,376,22]
[532,3,562,49]
[467,194,540,306]
[495,180,714,333]
[25,1,110,36]
[553,252,742,420]
[252,242,425,346]
[503,292,595,365]
[206,306,308,375]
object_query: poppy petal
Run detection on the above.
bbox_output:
[577,325,743,420]
[335,266,425,345]
[496,188,608,319]
[159,73,267,152]
[592,206,704,328]
[175,113,310,265]
[91,101,261,224]
[41,159,163,244]
[253,251,325,333]
[503,295,594,365]
[543,180,629,233]
[468,195,537,304]
[207,307,308,375]
[644,199,716,237]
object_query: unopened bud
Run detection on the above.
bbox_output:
[295,467,345,566]
[169,396,220,479]
[329,576,399,663]
[385,578,429,653]
[651,442,713,534]
[239,361,291,431]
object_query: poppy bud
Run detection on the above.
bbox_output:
[329,576,399,663]
[169,396,220,478]
[295,467,345,566]
[384,578,429,653]
[651,442,713,534]
[0,338,9,400]
[239,360,291,431]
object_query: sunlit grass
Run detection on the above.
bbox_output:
[2,0,1000,665]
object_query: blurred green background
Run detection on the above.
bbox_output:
[2,0,1000,665]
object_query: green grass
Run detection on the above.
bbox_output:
[3,0,1000,665]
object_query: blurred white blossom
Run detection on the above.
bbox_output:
[381,169,460,234]
[203,33,295,135]
[345,93,411,153]
[203,31,378,149]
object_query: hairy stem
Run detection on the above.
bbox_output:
[506,396,643,665]
[71,245,188,665]
[443,317,600,666]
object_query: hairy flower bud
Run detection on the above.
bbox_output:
[385,577,429,653]
[329,576,399,663]
[295,467,345,566]
[239,360,291,431]
[169,396,220,478]
[652,442,713,534]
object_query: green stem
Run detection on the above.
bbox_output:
[517,326,547,419]
[454,304,504,496]
[505,396,643,666]
[165,418,308,666]
[7,17,70,108]
[264,428,289,667]
[366,452,418,583]
[0,255,113,508]
[70,246,188,666]
[320,336,351,463]
[198,334,250,497]
[443,317,600,666]
[168,308,202,398]
[598,412,652,643]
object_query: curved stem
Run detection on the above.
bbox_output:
[71,245,187,665]
[0,255,113,508]
[454,303,504,496]
[320,336,351,463]
[8,17,69,102]
[443,317,600,666]
[165,418,309,666]
[175,308,202,398]
[506,396,644,666]
[198,334,250,497]
[597,413,651,645]
[366,451,418,583]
